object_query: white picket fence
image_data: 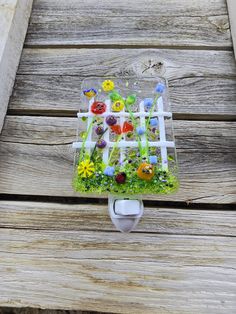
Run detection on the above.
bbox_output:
[72,96,174,170]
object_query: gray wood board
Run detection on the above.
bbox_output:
[227,0,236,58]
[25,0,231,48]
[0,116,235,203]
[0,200,235,235]
[0,0,33,132]
[0,228,236,313]
[17,49,236,77]
[9,48,236,119]
[10,74,236,119]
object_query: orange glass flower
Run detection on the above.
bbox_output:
[137,163,154,181]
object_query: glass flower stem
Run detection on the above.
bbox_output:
[108,134,123,165]
[79,116,95,162]
[144,94,160,161]
[90,127,108,162]
[125,104,143,160]
[146,93,160,128]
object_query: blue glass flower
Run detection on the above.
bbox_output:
[143,98,153,111]
[155,83,165,94]
[150,117,158,126]
[136,126,146,135]
[83,88,97,99]
[149,155,158,164]
[104,166,115,176]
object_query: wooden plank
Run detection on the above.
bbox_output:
[0,116,235,203]
[0,228,236,313]
[17,48,236,77]
[25,0,231,48]
[9,75,236,119]
[1,116,236,151]
[0,141,234,204]
[227,0,236,58]
[9,48,236,118]
[0,200,236,235]
[0,0,33,132]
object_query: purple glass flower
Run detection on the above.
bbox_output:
[105,115,117,126]
[96,139,107,149]
[95,126,104,135]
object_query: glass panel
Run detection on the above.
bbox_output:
[72,77,179,195]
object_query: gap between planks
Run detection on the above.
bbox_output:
[0,309,99,314]
[6,110,236,122]
[0,193,235,210]
[23,44,234,51]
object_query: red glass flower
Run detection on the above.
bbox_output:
[122,121,134,133]
[91,101,106,114]
[115,172,126,184]
[111,125,122,135]
[110,121,134,135]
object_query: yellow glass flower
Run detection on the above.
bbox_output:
[112,99,125,112]
[77,159,95,178]
[102,80,115,92]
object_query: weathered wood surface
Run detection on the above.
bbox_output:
[0,0,33,132]
[227,0,236,58]
[25,0,231,48]
[0,228,236,313]
[0,200,236,235]
[1,116,236,150]
[10,75,236,119]
[9,49,236,118]
[17,49,236,77]
[0,116,235,203]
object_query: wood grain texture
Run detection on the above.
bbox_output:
[17,48,236,77]
[0,116,235,203]
[227,0,236,58]
[0,200,236,235]
[0,0,33,132]
[9,75,236,118]
[25,0,231,48]
[1,116,236,151]
[9,48,236,118]
[0,228,236,313]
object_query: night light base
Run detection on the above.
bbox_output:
[108,195,144,233]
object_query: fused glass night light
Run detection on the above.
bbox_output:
[72,77,179,196]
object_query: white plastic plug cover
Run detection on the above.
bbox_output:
[108,196,144,233]
[114,200,141,215]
